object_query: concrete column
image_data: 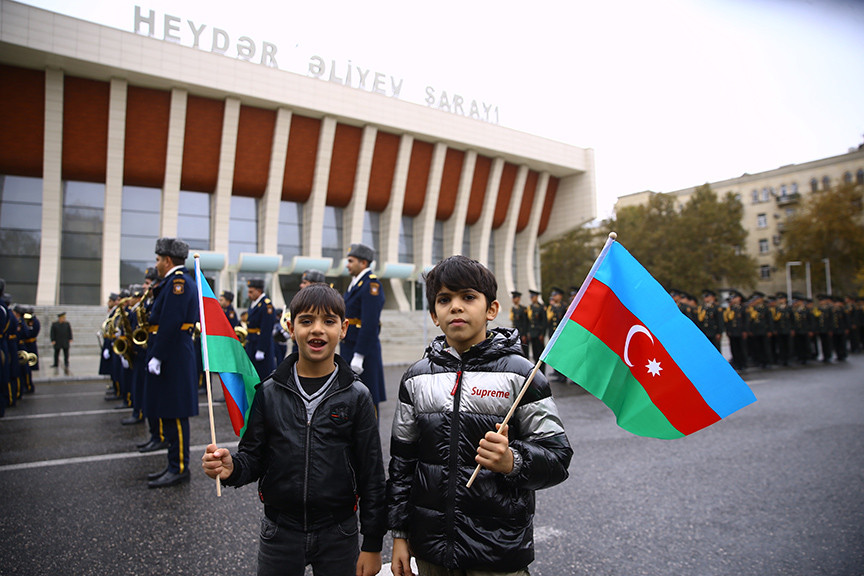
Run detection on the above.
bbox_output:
[443,150,476,257]
[303,117,336,258]
[35,68,63,306]
[413,142,446,270]
[470,157,504,265]
[211,97,240,296]
[380,134,413,311]
[343,125,377,252]
[100,77,127,302]
[494,165,528,304]
[259,107,292,308]
[515,172,550,294]
[161,88,187,238]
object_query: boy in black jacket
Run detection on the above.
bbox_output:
[388,255,572,575]
[203,284,386,576]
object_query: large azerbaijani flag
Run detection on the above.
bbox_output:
[194,259,260,436]
[541,234,756,439]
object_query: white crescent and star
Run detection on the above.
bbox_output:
[623,324,663,377]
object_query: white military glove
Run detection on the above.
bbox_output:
[148,357,162,375]
[350,354,365,375]
[120,357,129,369]
[255,350,265,361]
[102,349,110,360]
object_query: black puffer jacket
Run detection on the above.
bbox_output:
[224,353,387,552]
[387,327,572,571]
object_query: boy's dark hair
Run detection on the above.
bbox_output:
[289,283,346,321]
[423,255,498,311]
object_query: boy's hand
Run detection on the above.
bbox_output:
[391,538,414,576]
[475,423,514,474]
[355,551,382,576]
[201,443,234,480]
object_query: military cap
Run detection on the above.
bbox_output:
[247,278,265,290]
[119,289,131,298]
[728,290,743,300]
[347,243,375,263]
[220,290,234,303]
[109,292,120,301]
[569,286,579,295]
[154,237,189,260]
[550,287,564,296]
[144,267,159,281]
[302,269,326,284]
[791,292,806,301]
[702,289,716,298]
[775,291,788,299]
[750,291,765,299]
[529,289,541,296]
[511,290,522,297]
[13,304,24,314]
[57,311,66,318]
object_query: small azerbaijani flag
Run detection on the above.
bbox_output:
[541,234,756,439]
[194,260,260,436]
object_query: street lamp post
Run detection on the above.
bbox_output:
[805,262,812,300]
[786,261,801,301]
[822,258,832,296]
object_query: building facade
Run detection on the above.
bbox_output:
[0,0,596,311]
[615,147,864,295]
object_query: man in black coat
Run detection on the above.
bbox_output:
[50,312,73,374]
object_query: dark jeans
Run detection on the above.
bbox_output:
[53,345,69,367]
[258,514,359,576]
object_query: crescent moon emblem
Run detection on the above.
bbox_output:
[623,324,654,367]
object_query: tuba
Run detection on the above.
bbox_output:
[111,298,135,362]
[18,350,38,367]
[131,285,152,347]
[234,325,248,347]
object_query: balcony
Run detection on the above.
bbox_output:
[776,192,801,206]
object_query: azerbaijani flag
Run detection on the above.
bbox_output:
[194,260,260,436]
[541,234,756,439]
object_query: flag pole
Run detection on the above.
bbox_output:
[466,231,618,489]
[194,254,221,497]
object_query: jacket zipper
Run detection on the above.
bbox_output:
[445,363,464,563]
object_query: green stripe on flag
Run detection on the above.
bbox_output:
[545,321,684,439]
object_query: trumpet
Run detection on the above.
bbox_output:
[234,325,248,347]
[18,350,37,367]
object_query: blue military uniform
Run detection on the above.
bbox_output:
[0,286,9,417]
[21,308,39,374]
[220,290,240,328]
[144,238,199,487]
[245,279,276,381]
[342,259,386,409]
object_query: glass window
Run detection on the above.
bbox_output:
[179,190,211,251]
[757,213,767,228]
[229,196,257,265]
[780,185,787,197]
[751,190,758,203]
[462,233,471,256]
[121,186,161,288]
[810,178,818,193]
[487,233,496,273]
[321,206,343,264]
[791,182,798,194]
[0,175,43,303]
[759,239,769,254]
[60,181,104,304]
[822,176,831,190]
[398,216,413,263]
[857,169,864,185]
[760,265,771,279]
[843,172,852,184]
[362,211,380,256]
[278,201,302,261]
[761,188,769,202]
[432,220,444,264]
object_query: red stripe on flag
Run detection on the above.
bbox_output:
[202,296,237,338]
[571,279,720,435]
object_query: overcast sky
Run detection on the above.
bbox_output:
[18,0,864,218]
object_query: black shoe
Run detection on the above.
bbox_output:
[104,394,119,401]
[147,467,169,481]
[114,403,132,410]
[121,415,144,425]
[138,440,169,453]
[148,470,190,488]
[136,438,157,449]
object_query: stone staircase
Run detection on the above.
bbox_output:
[27,305,111,362]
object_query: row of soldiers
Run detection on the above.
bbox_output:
[0,280,42,418]
[509,286,573,362]
[680,288,863,370]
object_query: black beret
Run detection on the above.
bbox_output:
[154,237,189,260]
[247,278,265,290]
[347,243,375,263]
[302,270,326,284]
[220,290,234,302]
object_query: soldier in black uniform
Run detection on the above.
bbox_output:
[791,294,812,365]
[0,279,9,417]
[724,291,748,370]
[219,290,239,328]
[771,292,793,366]
[526,289,547,363]
[245,278,277,381]
[746,292,774,369]
[831,297,848,362]
[847,296,862,353]
[21,306,39,377]
[100,292,120,400]
[697,289,724,351]
[814,294,834,363]
[509,290,529,357]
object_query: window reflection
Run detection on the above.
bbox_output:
[179,190,211,251]
[229,196,257,265]
[121,186,161,287]
[0,175,42,302]
[60,181,104,304]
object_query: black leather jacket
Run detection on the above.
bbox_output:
[224,353,387,552]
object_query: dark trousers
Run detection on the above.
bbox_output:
[729,336,747,370]
[775,333,791,365]
[529,336,545,363]
[257,514,359,576]
[750,334,769,368]
[833,332,847,360]
[793,333,810,364]
[160,417,190,474]
[53,345,70,367]
[819,333,833,362]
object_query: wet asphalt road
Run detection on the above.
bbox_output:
[1,354,863,576]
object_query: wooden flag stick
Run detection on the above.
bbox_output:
[204,369,221,497]
[193,253,221,497]
[466,359,543,488]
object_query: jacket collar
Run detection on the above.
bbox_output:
[268,352,357,392]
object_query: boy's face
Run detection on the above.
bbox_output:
[430,285,499,354]
[288,307,348,371]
